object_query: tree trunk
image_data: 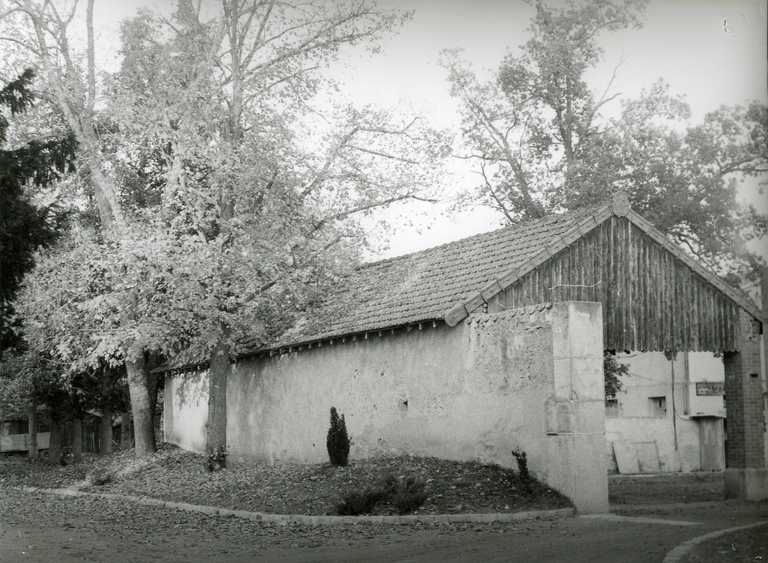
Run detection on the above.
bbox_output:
[121,412,132,450]
[126,352,156,457]
[28,401,38,460]
[147,356,162,444]
[72,418,83,464]
[206,338,229,460]
[100,406,112,455]
[48,419,62,464]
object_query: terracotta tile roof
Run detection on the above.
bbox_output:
[271,203,605,349]
[167,192,760,368]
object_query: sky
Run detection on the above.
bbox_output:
[29,0,768,258]
[329,0,768,258]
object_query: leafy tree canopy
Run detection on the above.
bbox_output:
[3,1,450,456]
[0,68,76,355]
[443,0,767,282]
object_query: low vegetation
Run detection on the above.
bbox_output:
[336,472,429,515]
[0,444,572,517]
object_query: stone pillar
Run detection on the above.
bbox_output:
[547,301,608,514]
[724,308,768,500]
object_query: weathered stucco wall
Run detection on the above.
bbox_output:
[164,369,209,454]
[167,301,607,513]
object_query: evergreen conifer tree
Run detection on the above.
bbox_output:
[327,407,351,467]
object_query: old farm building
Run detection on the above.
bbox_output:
[164,193,767,512]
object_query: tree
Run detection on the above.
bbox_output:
[0,68,75,356]
[3,0,126,230]
[4,0,450,459]
[443,0,767,281]
[102,0,449,455]
[603,352,628,399]
[1,0,163,455]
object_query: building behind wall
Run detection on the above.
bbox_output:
[606,351,726,473]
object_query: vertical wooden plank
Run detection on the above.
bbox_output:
[711,287,717,351]
[672,260,685,351]
[700,284,707,351]
[624,219,632,351]
[589,232,595,303]
[703,284,712,351]
[645,235,653,351]
[666,251,673,351]
[611,217,624,350]
[655,245,662,352]
[663,246,669,351]
[624,219,631,351]
[623,223,637,350]
[630,221,637,350]
[614,218,622,350]
[648,234,655,350]
[672,256,680,352]
[544,259,552,303]
[634,224,641,350]
[573,238,580,301]
[710,287,717,351]
[539,264,545,303]
[527,269,534,305]
[611,217,619,351]
[660,248,668,352]
[619,218,628,351]
[681,266,690,351]
[637,230,645,351]
[678,265,685,351]
[717,293,725,352]
[601,222,611,350]
[695,274,702,351]
[568,240,575,301]
[652,243,659,351]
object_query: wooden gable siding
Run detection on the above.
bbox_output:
[487,216,740,353]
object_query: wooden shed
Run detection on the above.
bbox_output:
[238,192,765,499]
[156,193,766,502]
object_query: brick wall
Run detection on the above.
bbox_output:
[724,309,765,468]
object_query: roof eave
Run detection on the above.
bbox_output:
[444,193,763,327]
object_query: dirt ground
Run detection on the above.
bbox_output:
[678,523,768,563]
[1,471,766,563]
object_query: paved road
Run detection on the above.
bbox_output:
[1,488,766,562]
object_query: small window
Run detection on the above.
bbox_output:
[649,396,667,417]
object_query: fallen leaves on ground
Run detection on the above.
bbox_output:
[1,444,570,516]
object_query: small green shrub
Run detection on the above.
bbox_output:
[379,471,399,495]
[207,446,227,472]
[512,448,530,483]
[392,475,428,514]
[334,472,428,515]
[336,487,387,515]
[327,407,351,467]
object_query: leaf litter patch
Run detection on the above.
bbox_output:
[1,443,571,516]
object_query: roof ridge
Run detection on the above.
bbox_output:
[359,203,605,272]
[443,200,614,326]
